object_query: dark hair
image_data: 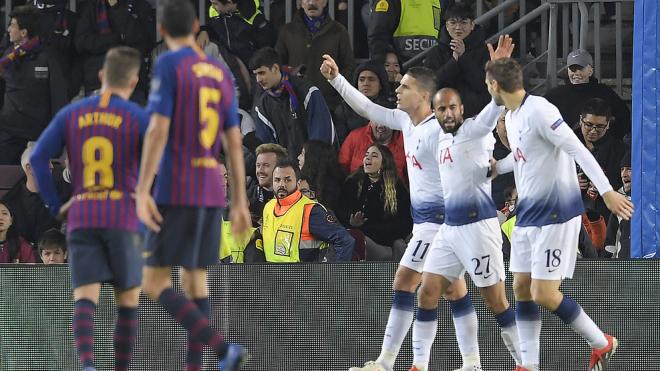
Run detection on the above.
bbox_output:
[249,47,281,71]
[300,141,345,207]
[10,5,40,39]
[444,3,474,21]
[0,201,22,263]
[405,66,437,100]
[38,228,66,254]
[158,0,196,37]
[579,98,612,121]
[274,159,300,179]
[103,47,141,88]
[349,144,400,216]
[485,58,524,93]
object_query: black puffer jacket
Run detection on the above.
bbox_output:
[423,24,490,118]
[333,60,394,143]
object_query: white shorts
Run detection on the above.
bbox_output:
[399,223,441,273]
[423,218,505,288]
[509,215,581,280]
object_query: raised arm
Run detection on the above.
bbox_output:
[321,54,406,131]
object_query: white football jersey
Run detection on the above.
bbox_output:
[503,94,612,227]
[437,101,503,226]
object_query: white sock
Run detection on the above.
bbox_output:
[452,311,480,365]
[500,324,522,365]
[568,309,608,349]
[377,307,414,369]
[412,315,438,370]
[516,301,541,368]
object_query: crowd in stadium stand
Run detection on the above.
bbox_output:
[0,0,632,264]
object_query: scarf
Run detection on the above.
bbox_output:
[266,70,299,114]
[303,13,325,34]
[97,0,112,35]
[0,37,42,72]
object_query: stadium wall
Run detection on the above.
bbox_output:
[1,262,659,371]
[632,0,660,258]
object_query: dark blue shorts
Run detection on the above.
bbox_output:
[144,206,222,268]
[67,229,143,289]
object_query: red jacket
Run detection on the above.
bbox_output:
[339,125,407,181]
[0,236,38,263]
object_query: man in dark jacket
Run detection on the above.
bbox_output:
[423,3,490,118]
[575,98,628,222]
[74,0,154,102]
[274,0,354,109]
[604,151,631,258]
[204,0,276,66]
[250,47,336,162]
[333,60,394,142]
[545,49,631,140]
[0,6,67,165]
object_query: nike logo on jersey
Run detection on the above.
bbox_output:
[483,273,494,279]
[548,268,559,272]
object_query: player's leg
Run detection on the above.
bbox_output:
[68,229,114,371]
[510,226,541,371]
[181,267,212,371]
[411,272,453,371]
[444,278,482,371]
[107,230,143,371]
[411,230,464,371]
[350,227,436,371]
[73,284,102,371]
[113,287,141,371]
[530,216,616,371]
[466,219,521,368]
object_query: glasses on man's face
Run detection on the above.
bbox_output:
[446,19,471,28]
[504,198,517,207]
[581,118,609,132]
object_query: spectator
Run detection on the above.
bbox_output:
[545,49,631,140]
[247,143,288,226]
[38,227,67,264]
[297,140,345,211]
[382,47,402,104]
[274,0,355,109]
[250,47,335,160]
[0,5,68,165]
[219,159,256,263]
[575,98,628,222]
[333,60,393,142]
[2,143,60,244]
[74,0,154,102]
[424,3,490,118]
[367,0,442,62]
[258,159,355,262]
[202,0,276,66]
[0,201,38,263]
[337,144,412,261]
[338,120,406,181]
[31,0,80,99]
[604,151,631,258]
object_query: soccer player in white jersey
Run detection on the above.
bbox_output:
[408,87,523,371]
[321,58,476,371]
[486,58,634,371]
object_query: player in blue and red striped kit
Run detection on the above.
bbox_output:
[135,1,251,371]
[30,47,148,371]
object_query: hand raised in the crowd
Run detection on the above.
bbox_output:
[349,211,368,227]
[320,54,340,80]
[451,39,466,60]
[603,190,634,221]
[487,34,515,61]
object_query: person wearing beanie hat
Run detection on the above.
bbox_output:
[333,60,394,142]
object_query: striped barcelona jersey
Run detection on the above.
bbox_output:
[64,92,149,232]
[147,46,239,207]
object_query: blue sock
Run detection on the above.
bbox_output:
[186,298,210,371]
[392,290,415,311]
[516,301,541,367]
[552,296,581,324]
[495,306,516,328]
[73,299,96,369]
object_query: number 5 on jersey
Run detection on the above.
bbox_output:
[199,87,221,149]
